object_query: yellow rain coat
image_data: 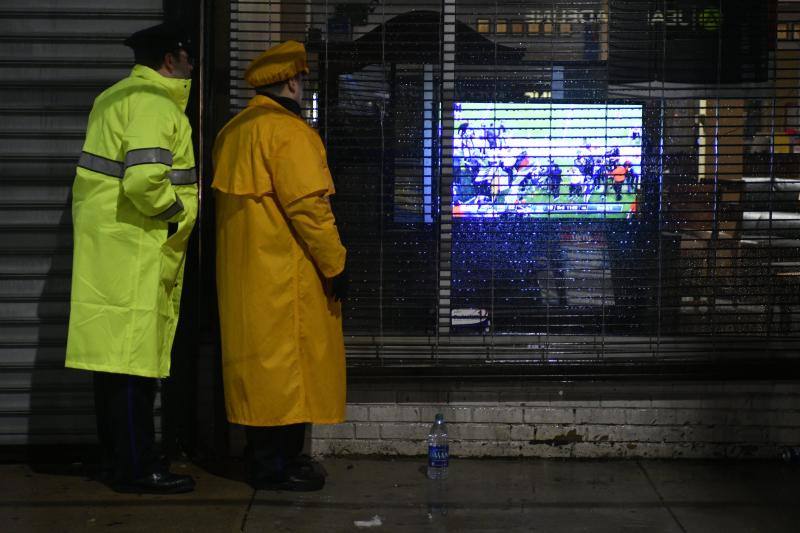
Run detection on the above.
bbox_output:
[65,65,198,378]
[212,95,347,427]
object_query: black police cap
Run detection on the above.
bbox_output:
[123,21,193,57]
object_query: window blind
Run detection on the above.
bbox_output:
[229,0,800,364]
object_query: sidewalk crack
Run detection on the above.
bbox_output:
[637,460,688,533]
[239,488,257,532]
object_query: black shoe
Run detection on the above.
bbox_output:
[113,471,195,494]
[292,455,328,477]
[250,462,325,492]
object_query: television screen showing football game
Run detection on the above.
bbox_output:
[452,103,643,218]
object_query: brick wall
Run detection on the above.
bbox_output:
[310,380,800,459]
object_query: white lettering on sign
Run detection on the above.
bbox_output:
[525,9,607,25]
[648,8,721,30]
[523,7,721,31]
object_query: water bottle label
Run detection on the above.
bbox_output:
[428,445,449,468]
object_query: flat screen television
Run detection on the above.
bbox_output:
[452,102,643,218]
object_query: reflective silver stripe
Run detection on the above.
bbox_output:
[124,148,173,169]
[79,151,193,186]
[167,168,197,185]
[155,196,184,221]
[78,152,124,178]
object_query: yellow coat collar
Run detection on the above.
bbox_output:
[131,64,192,111]
[247,94,305,121]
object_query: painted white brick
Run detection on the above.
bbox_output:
[380,423,428,440]
[619,442,680,459]
[451,423,510,441]
[572,441,626,458]
[549,400,602,408]
[673,408,728,426]
[472,407,524,424]
[600,399,651,408]
[675,425,716,443]
[626,409,665,426]
[314,438,424,456]
[313,423,355,439]
[616,424,669,443]
[369,405,421,422]
[346,405,370,422]
[518,443,573,458]
[453,440,573,458]
[533,425,582,445]
[524,407,575,424]
[580,425,625,443]
[575,408,626,425]
[313,381,800,459]
[653,408,679,425]
[650,399,706,408]
[311,438,351,456]
[509,424,536,441]
[313,434,787,459]
[381,440,427,456]
[354,423,380,440]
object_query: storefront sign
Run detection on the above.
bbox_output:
[608,0,774,84]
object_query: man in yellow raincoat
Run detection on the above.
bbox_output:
[65,22,198,494]
[212,41,347,491]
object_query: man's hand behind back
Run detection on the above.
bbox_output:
[330,268,348,302]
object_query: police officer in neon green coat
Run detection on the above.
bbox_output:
[65,22,198,494]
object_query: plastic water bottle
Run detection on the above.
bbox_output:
[427,413,449,480]
[780,447,800,463]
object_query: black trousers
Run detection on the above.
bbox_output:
[245,424,306,481]
[93,372,160,481]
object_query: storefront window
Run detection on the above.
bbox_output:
[228,0,799,361]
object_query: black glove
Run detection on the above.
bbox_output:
[330,268,349,302]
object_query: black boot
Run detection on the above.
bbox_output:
[250,460,325,492]
[113,471,195,494]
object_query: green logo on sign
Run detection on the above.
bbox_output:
[698,8,721,31]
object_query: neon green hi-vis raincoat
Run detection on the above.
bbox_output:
[65,65,198,378]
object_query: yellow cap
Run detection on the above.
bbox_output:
[244,40,310,88]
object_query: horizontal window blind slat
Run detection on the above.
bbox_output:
[229,0,800,361]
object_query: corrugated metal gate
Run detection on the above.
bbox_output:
[0,2,164,446]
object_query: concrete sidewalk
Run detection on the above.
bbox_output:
[0,457,798,532]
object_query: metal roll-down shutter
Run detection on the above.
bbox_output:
[0,1,163,446]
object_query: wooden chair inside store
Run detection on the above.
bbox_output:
[662,180,742,322]
[734,176,800,334]
[663,175,800,334]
